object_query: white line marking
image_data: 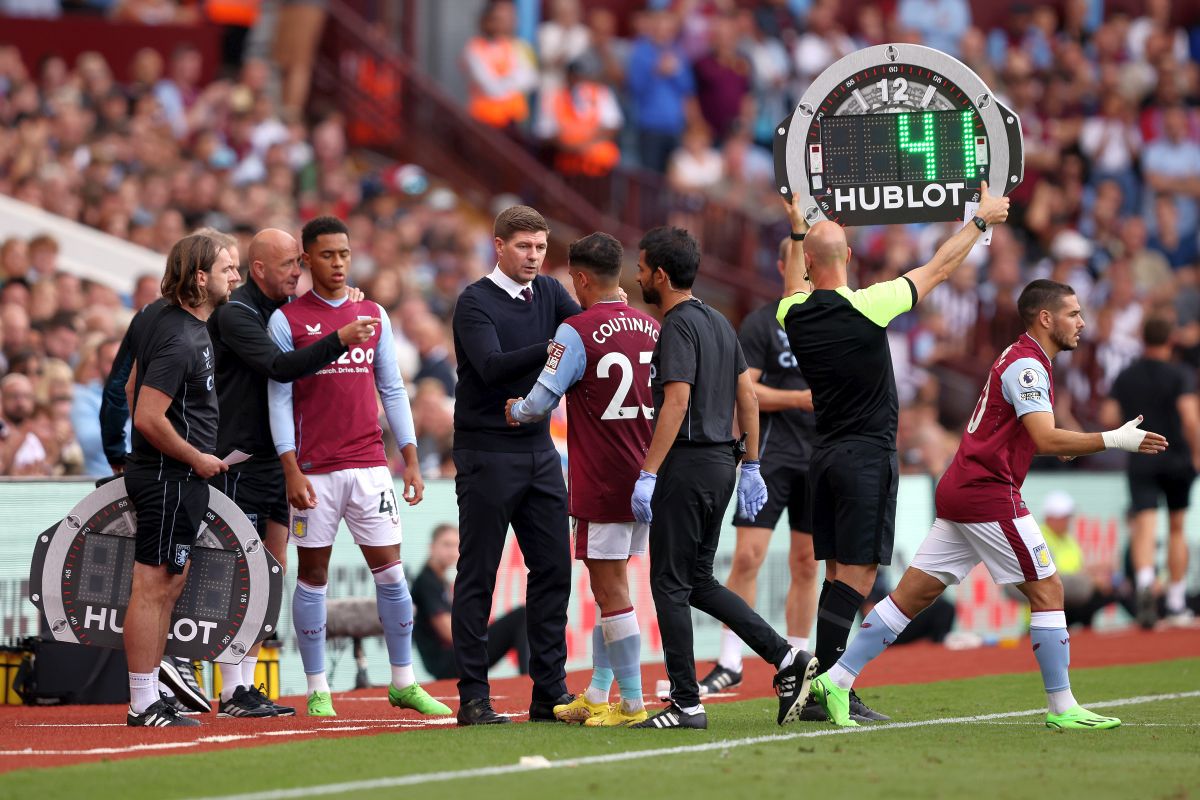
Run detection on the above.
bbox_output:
[15,723,128,728]
[0,742,199,757]
[182,691,1200,800]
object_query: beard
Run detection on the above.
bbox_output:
[640,284,661,305]
[1050,328,1077,351]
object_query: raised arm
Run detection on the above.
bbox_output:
[905,182,1010,303]
[219,301,366,383]
[782,195,811,298]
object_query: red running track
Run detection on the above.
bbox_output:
[0,625,1196,774]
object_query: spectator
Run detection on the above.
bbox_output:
[537,60,623,177]
[1037,491,1122,628]
[691,12,753,145]
[1141,105,1200,239]
[0,372,53,475]
[536,0,591,116]
[627,8,695,172]
[792,0,855,88]
[70,336,120,477]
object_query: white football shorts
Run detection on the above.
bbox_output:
[289,466,402,548]
[910,515,1056,586]
[572,518,649,560]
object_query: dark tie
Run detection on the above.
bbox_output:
[520,287,533,303]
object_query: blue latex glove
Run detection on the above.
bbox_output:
[737,460,768,521]
[631,470,657,523]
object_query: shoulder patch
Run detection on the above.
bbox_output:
[544,341,567,374]
[1019,368,1039,388]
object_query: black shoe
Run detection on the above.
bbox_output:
[698,663,742,695]
[128,698,202,727]
[849,690,890,721]
[218,685,279,718]
[1136,587,1158,629]
[630,703,707,729]
[246,684,295,717]
[160,691,200,716]
[159,657,211,713]
[798,695,829,721]
[457,697,511,726]
[772,649,819,726]
[530,693,573,722]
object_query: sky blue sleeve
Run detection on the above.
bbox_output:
[511,323,586,423]
[373,305,417,449]
[266,309,297,455]
[999,357,1053,417]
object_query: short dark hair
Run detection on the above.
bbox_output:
[494,205,549,241]
[302,216,350,252]
[1143,316,1173,347]
[638,226,700,289]
[431,523,457,542]
[1017,279,1075,327]
[568,232,623,280]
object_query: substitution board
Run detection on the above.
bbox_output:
[28,479,282,664]
[775,43,1023,227]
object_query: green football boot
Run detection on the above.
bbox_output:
[306,690,336,717]
[1045,705,1121,730]
[389,683,452,716]
[809,673,859,728]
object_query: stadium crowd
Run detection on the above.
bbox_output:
[0,0,1198,482]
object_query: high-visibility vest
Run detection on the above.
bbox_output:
[551,83,619,176]
[206,0,261,27]
[466,37,529,128]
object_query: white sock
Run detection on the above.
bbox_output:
[620,696,645,713]
[718,628,744,672]
[242,657,259,689]
[776,646,799,671]
[1166,581,1188,613]
[679,703,704,715]
[1048,688,1077,715]
[129,672,158,714]
[390,664,416,689]
[828,662,855,691]
[219,663,243,702]
[585,686,609,705]
[307,672,330,694]
[1136,566,1156,591]
[787,635,810,652]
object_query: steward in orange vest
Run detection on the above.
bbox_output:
[462,0,537,130]
[542,62,623,177]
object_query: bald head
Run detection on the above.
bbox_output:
[803,220,851,287]
[249,228,302,301]
[1,372,35,424]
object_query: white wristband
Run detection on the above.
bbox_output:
[1102,416,1146,453]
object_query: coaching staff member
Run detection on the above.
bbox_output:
[206,227,377,715]
[1103,315,1200,627]
[122,233,239,727]
[777,183,1010,716]
[450,205,581,725]
[629,226,816,730]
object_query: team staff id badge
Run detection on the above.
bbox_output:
[28,479,284,664]
[774,43,1023,229]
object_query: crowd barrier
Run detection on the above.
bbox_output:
[3,473,1196,697]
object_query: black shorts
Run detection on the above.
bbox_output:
[732,460,812,532]
[126,472,210,574]
[809,441,898,566]
[210,467,289,535]
[1129,465,1195,513]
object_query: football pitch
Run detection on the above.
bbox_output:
[3,658,1198,800]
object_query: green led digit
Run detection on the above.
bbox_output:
[898,112,937,180]
[961,110,976,176]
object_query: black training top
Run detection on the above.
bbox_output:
[100,297,167,467]
[777,277,917,451]
[411,563,452,656]
[740,301,816,469]
[652,297,746,446]
[208,278,347,471]
[126,304,219,481]
[1110,356,1196,471]
[452,274,581,452]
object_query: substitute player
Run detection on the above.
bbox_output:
[808,279,1168,730]
[700,235,820,704]
[506,232,658,728]
[267,216,449,719]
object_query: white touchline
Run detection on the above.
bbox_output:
[183,691,1200,800]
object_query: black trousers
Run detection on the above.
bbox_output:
[650,445,790,709]
[419,607,530,681]
[451,448,570,703]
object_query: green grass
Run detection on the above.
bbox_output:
[4,659,1199,800]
